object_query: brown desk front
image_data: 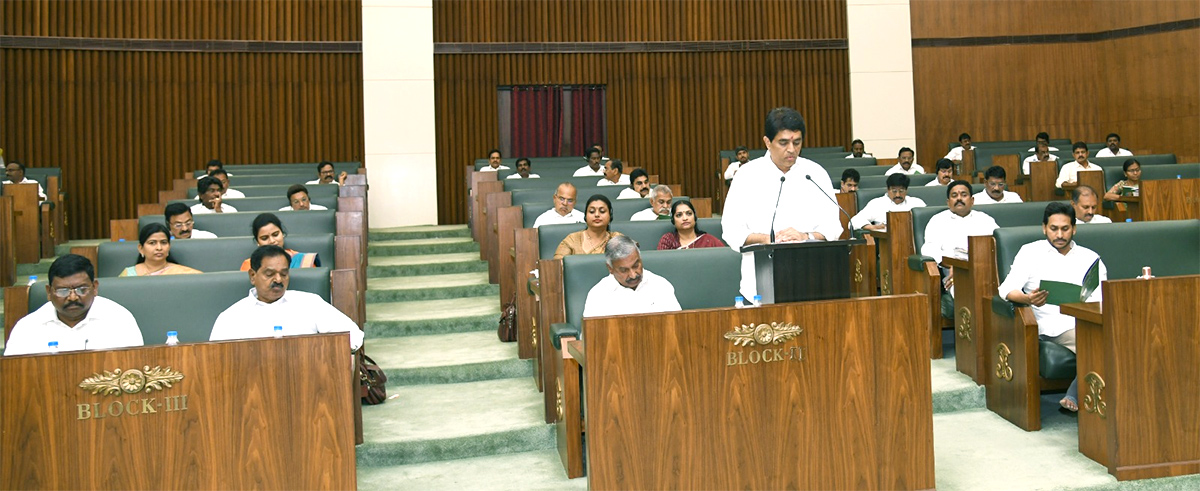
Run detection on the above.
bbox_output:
[0,333,357,490]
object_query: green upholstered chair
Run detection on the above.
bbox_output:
[25,268,332,346]
[512,186,623,208]
[22,167,62,187]
[167,194,338,213]
[504,176,611,193]
[193,162,360,178]
[855,184,948,211]
[610,218,723,251]
[857,173,936,190]
[536,223,586,260]
[138,210,336,238]
[95,234,336,278]
[610,196,689,222]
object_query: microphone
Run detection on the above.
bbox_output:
[805,174,854,238]
[769,176,786,242]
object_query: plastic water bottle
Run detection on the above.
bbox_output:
[47,341,59,353]
[273,325,284,339]
[734,296,745,309]
[165,331,179,346]
[27,275,36,286]
[1126,218,1133,223]
[1178,175,1183,180]
[118,238,125,242]
[752,295,763,307]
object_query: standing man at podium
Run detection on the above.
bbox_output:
[721,107,843,300]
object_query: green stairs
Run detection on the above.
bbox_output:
[356,225,586,490]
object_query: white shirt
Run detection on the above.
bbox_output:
[178,229,218,239]
[1094,148,1132,158]
[479,165,510,172]
[305,179,342,186]
[721,155,843,298]
[596,174,630,186]
[1022,154,1059,174]
[194,189,246,200]
[1055,161,1101,188]
[1079,214,1112,224]
[630,208,665,221]
[925,178,949,187]
[532,208,585,229]
[884,163,925,176]
[920,209,999,264]
[845,153,873,159]
[2,178,46,200]
[944,146,972,161]
[998,240,1106,337]
[850,195,927,229]
[573,165,606,177]
[582,270,681,318]
[617,187,643,200]
[210,289,364,351]
[724,162,743,179]
[278,204,328,211]
[506,173,540,179]
[972,190,1023,204]
[1027,146,1060,152]
[190,202,238,214]
[4,296,144,356]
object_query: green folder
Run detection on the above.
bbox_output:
[1038,258,1101,306]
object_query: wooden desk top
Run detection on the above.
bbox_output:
[868,229,889,240]
[943,256,969,269]
[1113,196,1141,203]
[1061,301,1102,324]
[566,340,585,366]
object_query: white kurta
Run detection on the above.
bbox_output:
[210,289,364,351]
[884,163,925,176]
[998,240,1106,337]
[1055,161,1102,188]
[581,270,682,318]
[190,202,238,215]
[1094,148,1132,158]
[4,296,144,356]
[478,165,510,172]
[629,208,663,221]
[596,175,630,186]
[721,155,844,298]
[573,165,605,177]
[845,153,873,159]
[278,204,328,211]
[972,190,1023,204]
[849,195,927,229]
[532,208,585,228]
[616,187,643,200]
[506,173,541,179]
[920,209,999,263]
[1079,214,1113,224]
[943,146,971,161]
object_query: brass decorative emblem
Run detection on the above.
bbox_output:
[956,307,973,341]
[995,343,1013,381]
[79,366,185,396]
[1082,372,1107,418]
[555,378,564,421]
[724,322,803,347]
[853,259,863,284]
[881,270,892,295]
[530,315,538,350]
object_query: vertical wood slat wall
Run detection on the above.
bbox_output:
[1,0,364,239]
[433,0,852,224]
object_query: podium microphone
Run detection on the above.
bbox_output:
[769,175,786,242]
[805,174,855,237]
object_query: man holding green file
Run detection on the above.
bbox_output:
[998,202,1107,412]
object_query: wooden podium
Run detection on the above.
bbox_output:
[744,239,863,304]
[0,334,357,490]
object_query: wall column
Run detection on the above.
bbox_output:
[362,0,438,227]
[846,0,918,164]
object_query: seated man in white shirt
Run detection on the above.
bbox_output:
[1026,131,1060,152]
[845,139,872,158]
[1055,141,1102,189]
[1071,185,1111,224]
[532,182,585,228]
[203,169,245,199]
[306,161,348,186]
[925,158,954,186]
[850,173,927,231]
[617,169,650,200]
[191,176,238,215]
[165,203,217,239]
[209,245,364,351]
[505,157,540,179]
[582,235,681,318]
[974,166,1024,204]
[998,202,1107,412]
[4,254,144,356]
[921,180,999,313]
[1094,132,1133,158]
[884,147,924,176]
[943,132,974,162]
[196,159,225,180]
[630,185,674,221]
[724,146,750,180]
[837,168,860,194]
[479,149,509,172]
[596,159,630,186]
[1022,141,1059,175]
[573,148,606,177]
[279,184,328,211]
[2,161,47,200]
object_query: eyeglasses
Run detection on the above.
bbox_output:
[52,286,92,298]
[170,220,194,230]
[554,195,576,204]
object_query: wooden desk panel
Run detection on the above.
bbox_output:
[2,183,40,264]
[1141,179,1200,221]
[584,295,935,490]
[0,334,356,490]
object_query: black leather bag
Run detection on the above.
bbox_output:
[359,353,388,405]
[497,292,517,342]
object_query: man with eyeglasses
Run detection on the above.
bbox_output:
[165,203,217,239]
[532,182,585,228]
[278,184,328,211]
[4,255,143,356]
[973,165,1024,205]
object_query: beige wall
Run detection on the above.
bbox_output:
[362,0,438,227]
[847,0,918,163]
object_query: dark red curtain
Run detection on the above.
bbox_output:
[570,87,606,156]
[510,86,563,157]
